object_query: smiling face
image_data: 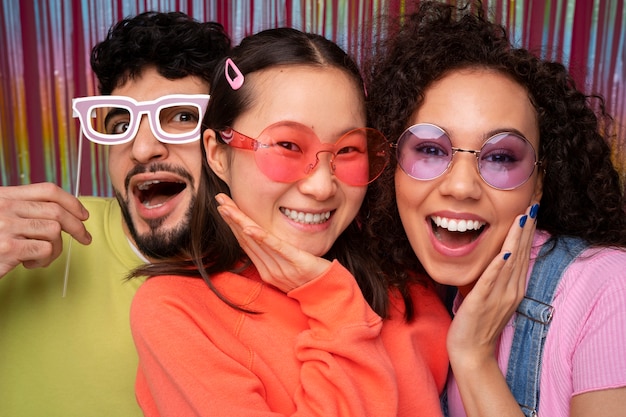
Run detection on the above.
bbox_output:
[395,69,543,295]
[107,67,208,259]
[205,65,367,257]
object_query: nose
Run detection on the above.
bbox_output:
[438,152,482,200]
[129,115,168,163]
[298,151,338,200]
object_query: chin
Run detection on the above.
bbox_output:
[300,242,332,258]
[423,262,473,287]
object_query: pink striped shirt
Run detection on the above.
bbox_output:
[447,230,626,417]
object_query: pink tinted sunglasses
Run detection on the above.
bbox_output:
[219,121,390,186]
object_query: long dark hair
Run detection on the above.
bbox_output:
[133,28,391,317]
[362,1,626,293]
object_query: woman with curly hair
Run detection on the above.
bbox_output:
[364,1,626,416]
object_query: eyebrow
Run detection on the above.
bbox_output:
[481,127,529,141]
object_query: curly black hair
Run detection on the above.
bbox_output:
[91,11,231,94]
[362,0,626,312]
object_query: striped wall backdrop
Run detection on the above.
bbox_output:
[1,0,625,196]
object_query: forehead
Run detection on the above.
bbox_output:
[236,65,365,137]
[111,67,209,100]
[413,69,539,147]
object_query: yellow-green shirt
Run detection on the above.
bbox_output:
[0,197,145,417]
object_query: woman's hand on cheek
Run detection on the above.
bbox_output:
[215,193,332,293]
[447,203,538,367]
[445,204,537,417]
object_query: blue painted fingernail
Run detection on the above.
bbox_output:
[519,215,528,228]
[530,203,539,219]
[503,252,511,260]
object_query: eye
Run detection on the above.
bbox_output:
[171,110,199,123]
[335,130,368,156]
[482,150,518,164]
[103,108,131,135]
[161,106,200,126]
[336,145,364,155]
[481,133,530,167]
[105,117,130,134]
[276,141,302,153]
[172,109,200,124]
[414,141,448,157]
[110,122,130,134]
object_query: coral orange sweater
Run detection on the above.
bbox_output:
[131,260,450,416]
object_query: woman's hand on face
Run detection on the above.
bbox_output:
[215,193,332,293]
[447,203,539,367]
[445,204,537,417]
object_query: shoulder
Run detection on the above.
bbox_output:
[131,275,229,334]
[561,245,626,290]
[528,232,626,326]
[531,231,626,292]
[132,271,264,318]
[75,196,142,266]
[78,196,118,212]
[134,274,213,306]
[77,196,124,229]
[542,245,626,396]
[551,245,626,324]
[565,245,626,297]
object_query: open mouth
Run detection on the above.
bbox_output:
[430,216,486,247]
[135,180,187,209]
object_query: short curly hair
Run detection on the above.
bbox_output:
[91,11,231,94]
[362,0,626,301]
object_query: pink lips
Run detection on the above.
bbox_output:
[427,211,488,257]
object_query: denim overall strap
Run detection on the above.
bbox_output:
[505,236,588,417]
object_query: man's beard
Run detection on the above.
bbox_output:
[114,189,195,260]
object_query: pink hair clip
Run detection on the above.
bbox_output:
[225,58,244,90]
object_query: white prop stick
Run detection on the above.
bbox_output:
[62,130,84,297]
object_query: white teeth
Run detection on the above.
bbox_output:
[431,216,485,232]
[142,200,165,209]
[281,208,331,224]
[137,180,161,191]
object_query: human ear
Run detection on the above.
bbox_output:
[203,129,231,185]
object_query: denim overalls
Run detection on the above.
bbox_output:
[442,236,588,417]
[506,236,588,416]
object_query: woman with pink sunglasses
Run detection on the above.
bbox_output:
[128,27,451,417]
[364,1,626,416]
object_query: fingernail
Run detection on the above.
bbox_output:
[519,215,528,228]
[529,203,539,219]
[503,252,511,260]
[216,205,229,217]
[215,194,224,205]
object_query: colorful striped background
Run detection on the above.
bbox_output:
[1,0,624,196]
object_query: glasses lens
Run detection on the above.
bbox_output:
[332,128,389,185]
[478,133,537,190]
[157,104,202,136]
[396,124,452,180]
[250,122,388,186]
[253,123,317,183]
[86,105,133,141]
